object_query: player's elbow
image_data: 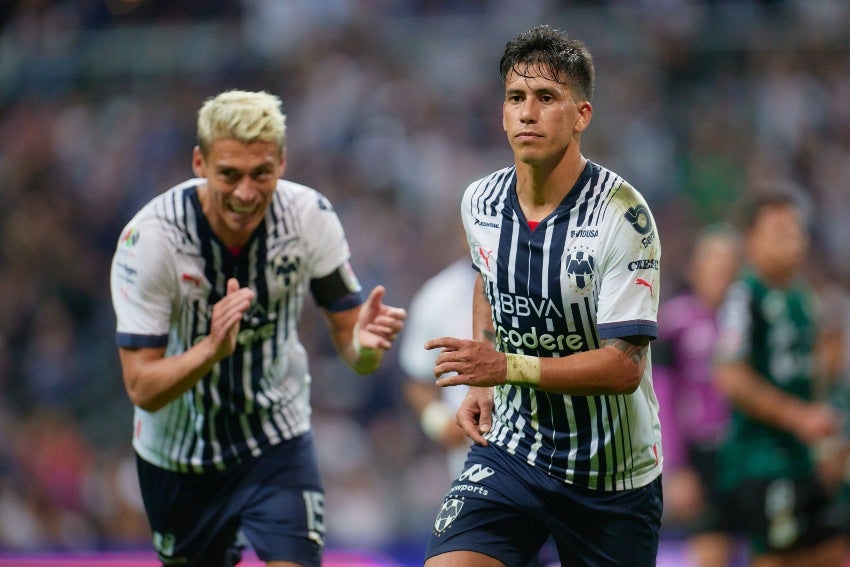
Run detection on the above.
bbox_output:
[615,371,643,394]
[607,350,645,394]
[126,387,166,413]
[123,377,167,412]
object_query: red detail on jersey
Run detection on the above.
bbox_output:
[229,246,242,256]
[478,246,493,271]
[181,273,202,287]
[527,220,540,231]
[635,278,654,295]
[135,419,142,439]
[653,443,659,465]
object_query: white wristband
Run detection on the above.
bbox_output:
[420,400,454,441]
[505,353,541,386]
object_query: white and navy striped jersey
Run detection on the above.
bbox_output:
[110,178,361,473]
[462,161,662,491]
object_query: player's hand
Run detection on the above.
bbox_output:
[354,285,407,351]
[663,468,706,523]
[207,278,255,362]
[456,387,494,446]
[792,401,840,444]
[425,337,507,387]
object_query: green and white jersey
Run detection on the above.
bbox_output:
[714,271,818,487]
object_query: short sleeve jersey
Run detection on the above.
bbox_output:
[461,162,662,491]
[110,178,361,472]
[399,258,477,405]
[714,272,818,487]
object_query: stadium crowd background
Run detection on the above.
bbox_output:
[0,0,849,563]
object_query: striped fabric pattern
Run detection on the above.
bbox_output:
[111,178,354,472]
[461,162,663,491]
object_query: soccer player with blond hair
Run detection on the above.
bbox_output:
[110,90,406,567]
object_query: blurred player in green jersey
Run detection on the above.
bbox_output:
[714,192,849,567]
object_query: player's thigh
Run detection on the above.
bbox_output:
[425,549,506,567]
[426,494,548,567]
[549,476,663,567]
[136,455,243,567]
[425,445,550,566]
[238,434,325,567]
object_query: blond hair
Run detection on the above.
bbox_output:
[196,90,286,156]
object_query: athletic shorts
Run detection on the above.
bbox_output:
[136,432,325,567]
[425,443,663,567]
[719,476,849,556]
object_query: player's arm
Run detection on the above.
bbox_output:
[454,273,498,444]
[428,333,648,395]
[323,284,406,375]
[404,381,467,448]
[119,278,255,412]
[714,360,838,444]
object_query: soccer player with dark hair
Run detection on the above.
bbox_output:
[109,90,406,567]
[713,192,849,566]
[423,25,663,566]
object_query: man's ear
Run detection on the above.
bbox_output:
[191,146,205,177]
[576,101,593,133]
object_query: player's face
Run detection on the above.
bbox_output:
[192,139,285,248]
[689,236,740,309]
[502,66,591,167]
[748,204,808,282]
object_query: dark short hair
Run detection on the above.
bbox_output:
[738,192,805,231]
[499,25,595,101]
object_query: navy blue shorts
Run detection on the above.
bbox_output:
[425,443,663,567]
[137,432,325,567]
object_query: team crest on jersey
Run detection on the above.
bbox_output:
[272,254,302,288]
[433,498,464,535]
[564,249,595,292]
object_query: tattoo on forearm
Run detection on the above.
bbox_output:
[482,330,497,345]
[603,338,647,366]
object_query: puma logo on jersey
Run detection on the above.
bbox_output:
[478,246,494,272]
[635,278,654,296]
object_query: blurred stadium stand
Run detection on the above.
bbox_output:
[0,1,849,564]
